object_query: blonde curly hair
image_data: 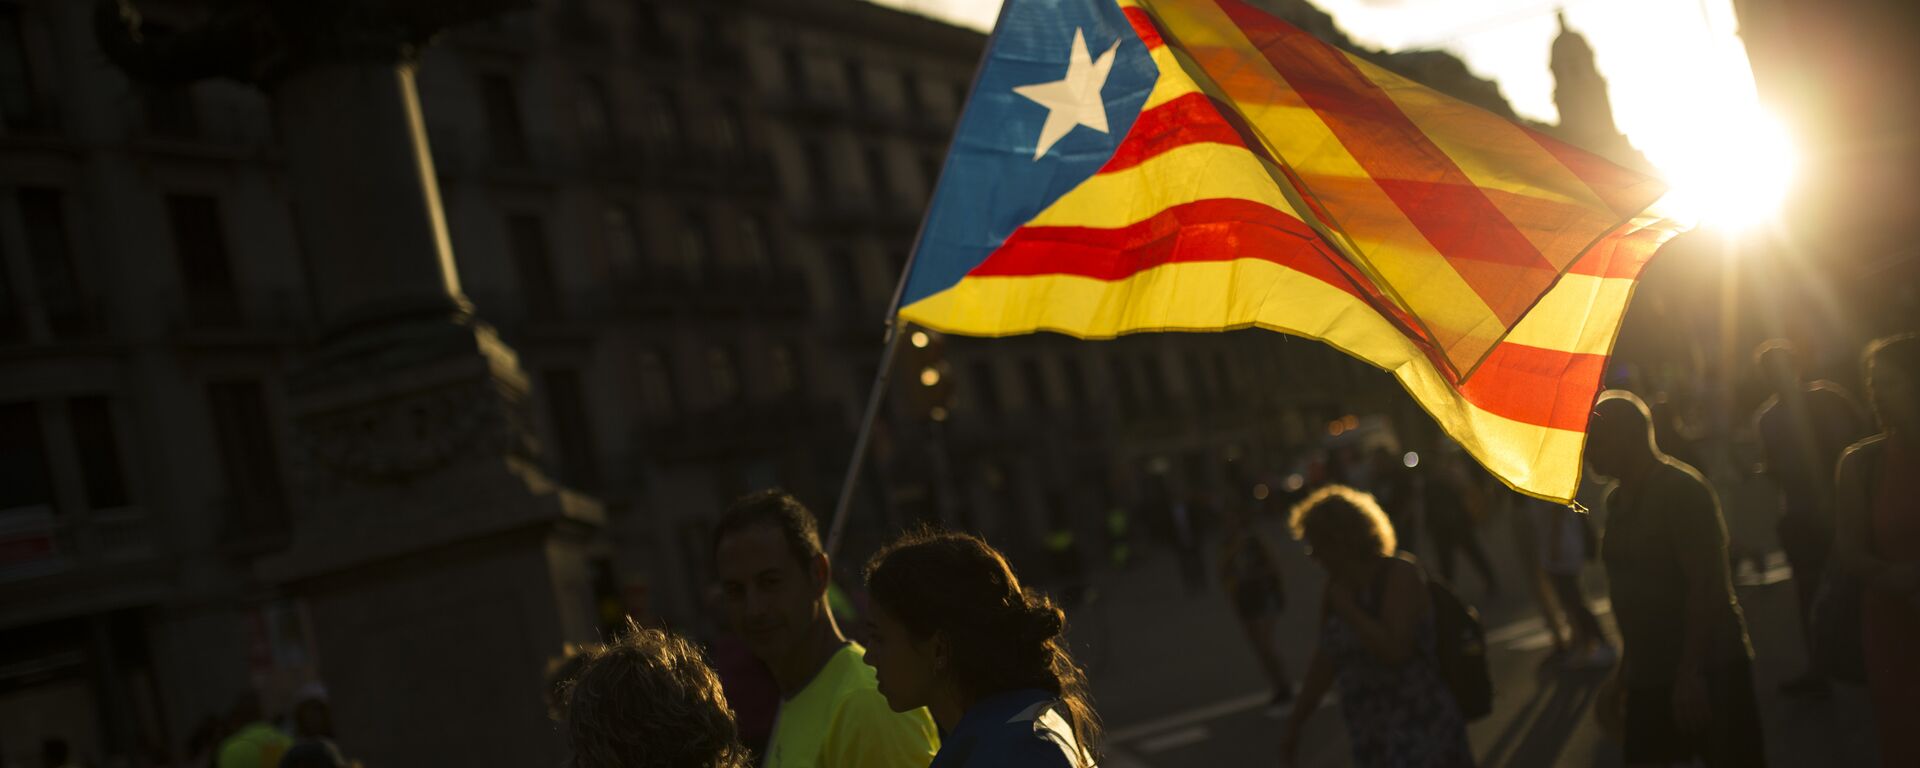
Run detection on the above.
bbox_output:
[1287,484,1397,558]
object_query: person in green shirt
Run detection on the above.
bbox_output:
[713,490,939,768]
[215,692,291,768]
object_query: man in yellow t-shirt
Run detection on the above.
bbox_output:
[714,491,938,768]
[216,692,292,768]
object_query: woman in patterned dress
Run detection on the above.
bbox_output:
[1280,485,1474,768]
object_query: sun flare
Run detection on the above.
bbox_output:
[1651,106,1798,234]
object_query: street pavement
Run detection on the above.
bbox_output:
[1066,491,1881,767]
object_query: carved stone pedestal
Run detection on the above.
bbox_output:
[267,313,604,767]
[94,7,606,761]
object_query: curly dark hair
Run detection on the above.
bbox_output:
[562,621,750,768]
[864,529,1102,765]
[1288,484,1396,558]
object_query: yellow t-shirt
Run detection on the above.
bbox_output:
[215,722,290,768]
[765,643,939,768]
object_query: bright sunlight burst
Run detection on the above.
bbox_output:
[1651,107,1797,234]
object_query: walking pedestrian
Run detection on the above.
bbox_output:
[1218,507,1294,706]
[1280,485,1473,768]
[712,490,939,768]
[561,620,751,768]
[1587,390,1764,767]
[862,530,1101,768]
[1423,453,1499,596]
[1833,333,1920,768]
[1529,498,1615,668]
[1752,339,1871,699]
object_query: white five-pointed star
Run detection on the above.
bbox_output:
[1013,28,1120,160]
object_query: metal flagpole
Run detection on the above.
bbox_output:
[822,0,1015,559]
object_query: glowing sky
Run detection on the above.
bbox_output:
[868,0,1793,228]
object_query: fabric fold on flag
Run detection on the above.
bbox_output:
[898,0,1690,502]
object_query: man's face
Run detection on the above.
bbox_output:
[715,525,822,664]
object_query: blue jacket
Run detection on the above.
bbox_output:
[930,689,1092,768]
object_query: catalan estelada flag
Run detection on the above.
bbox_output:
[898,0,1688,502]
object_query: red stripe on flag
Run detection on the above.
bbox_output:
[1214,0,1555,325]
[1522,126,1667,220]
[969,198,1348,284]
[1102,92,1254,173]
[964,198,1605,432]
[1123,6,1166,50]
[1091,95,1440,348]
[1459,342,1606,432]
[1564,218,1668,279]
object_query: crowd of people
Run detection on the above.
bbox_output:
[47,332,1911,768]
[536,332,1915,768]
[549,491,1100,768]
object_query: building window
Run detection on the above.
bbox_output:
[603,205,641,282]
[707,345,741,404]
[843,60,865,104]
[678,209,709,283]
[1109,356,1138,414]
[0,400,54,512]
[769,342,798,395]
[576,77,615,154]
[1214,351,1235,397]
[864,146,891,204]
[784,49,809,97]
[921,151,944,198]
[1020,358,1052,410]
[1061,355,1089,405]
[166,194,241,328]
[901,75,922,115]
[141,83,199,140]
[738,214,771,276]
[19,188,90,338]
[711,105,742,153]
[206,379,287,533]
[637,349,677,421]
[542,368,601,490]
[834,249,867,310]
[480,74,530,164]
[506,214,560,319]
[970,361,1002,418]
[68,396,129,510]
[0,233,22,342]
[632,5,671,50]
[803,139,836,197]
[645,89,681,143]
[0,6,43,133]
[1139,356,1169,402]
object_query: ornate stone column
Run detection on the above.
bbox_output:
[97,3,603,764]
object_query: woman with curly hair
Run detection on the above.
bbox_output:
[861,530,1102,768]
[561,620,751,768]
[1280,485,1472,768]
